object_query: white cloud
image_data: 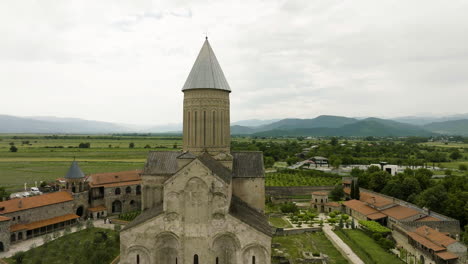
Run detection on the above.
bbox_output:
[0,0,467,125]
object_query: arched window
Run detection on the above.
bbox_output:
[126,186,131,194]
[115,188,121,195]
[203,111,206,146]
[212,111,216,145]
[194,111,198,145]
[252,256,256,264]
[216,257,219,264]
[137,254,140,264]
[187,111,191,145]
[194,254,199,264]
[18,232,23,240]
[136,185,141,195]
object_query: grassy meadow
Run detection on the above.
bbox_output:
[0,135,182,190]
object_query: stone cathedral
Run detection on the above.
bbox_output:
[119,39,272,264]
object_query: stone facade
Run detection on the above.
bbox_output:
[120,39,271,264]
[0,220,10,252]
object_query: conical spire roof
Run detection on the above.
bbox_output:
[182,38,231,92]
[65,161,85,179]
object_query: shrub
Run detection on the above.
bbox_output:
[10,145,18,152]
[459,164,467,171]
[359,220,391,234]
[280,202,299,214]
[372,232,383,241]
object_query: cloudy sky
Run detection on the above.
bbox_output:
[1,0,467,126]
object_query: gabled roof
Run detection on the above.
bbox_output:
[88,170,142,188]
[198,152,232,183]
[343,199,378,216]
[143,151,181,175]
[0,192,73,214]
[381,205,420,220]
[229,195,272,236]
[436,251,458,260]
[414,226,457,247]
[65,161,85,179]
[231,151,264,178]
[182,39,231,92]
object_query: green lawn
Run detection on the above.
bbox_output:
[272,233,348,264]
[5,228,120,264]
[334,229,403,264]
[269,216,292,228]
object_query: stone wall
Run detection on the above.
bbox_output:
[266,186,334,197]
[232,178,265,211]
[0,221,10,252]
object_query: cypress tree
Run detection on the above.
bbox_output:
[355,180,360,200]
[350,180,355,199]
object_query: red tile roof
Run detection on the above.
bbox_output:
[367,212,387,220]
[10,223,27,232]
[0,216,10,222]
[25,214,79,230]
[436,251,458,260]
[407,231,445,251]
[415,226,457,247]
[325,202,340,207]
[343,199,378,216]
[0,192,73,214]
[381,205,420,220]
[88,170,142,188]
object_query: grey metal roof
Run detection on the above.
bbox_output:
[182,39,231,92]
[229,195,272,236]
[231,151,264,178]
[143,151,181,175]
[198,152,232,183]
[122,203,163,231]
[65,161,85,179]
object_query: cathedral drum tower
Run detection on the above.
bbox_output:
[120,38,272,264]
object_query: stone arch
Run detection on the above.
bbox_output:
[242,244,268,264]
[127,245,151,264]
[155,232,180,264]
[136,185,142,195]
[76,205,84,217]
[184,177,209,224]
[115,188,121,195]
[0,241,4,252]
[166,192,180,214]
[112,200,122,213]
[212,233,240,264]
[419,255,425,264]
[126,186,132,194]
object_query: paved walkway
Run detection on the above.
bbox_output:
[0,220,116,259]
[322,225,364,264]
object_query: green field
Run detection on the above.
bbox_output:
[266,170,341,187]
[334,229,403,264]
[5,228,119,264]
[272,233,348,264]
[0,135,182,190]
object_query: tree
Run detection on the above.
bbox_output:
[128,142,135,148]
[10,145,18,152]
[330,184,345,201]
[330,137,338,146]
[350,180,355,199]
[280,202,298,214]
[459,164,467,171]
[369,171,391,192]
[355,181,360,200]
[0,186,10,200]
[449,149,462,160]
[144,144,151,149]
[173,143,178,149]
[78,142,90,148]
[264,156,275,168]
[414,185,448,213]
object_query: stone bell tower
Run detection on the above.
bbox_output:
[182,37,231,156]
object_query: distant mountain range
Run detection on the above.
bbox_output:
[1,114,468,136]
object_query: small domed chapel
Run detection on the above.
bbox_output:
[120,39,272,264]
